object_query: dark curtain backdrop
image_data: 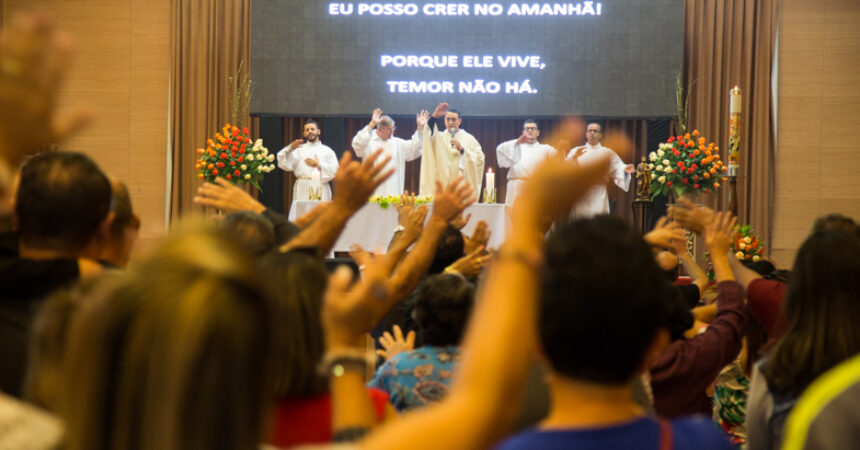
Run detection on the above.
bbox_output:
[171,0,777,244]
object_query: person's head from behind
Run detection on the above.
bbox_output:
[428,225,465,274]
[655,250,679,281]
[261,249,328,399]
[810,213,858,238]
[541,216,671,385]
[14,151,111,257]
[99,179,140,267]
[412,273,475,347]
[765,230,860,396]
[743,259,776,277]
[221,210,276,257]
[61,225,272,450]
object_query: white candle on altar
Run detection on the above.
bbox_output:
[730,86,742,114]
[486,169,495,194]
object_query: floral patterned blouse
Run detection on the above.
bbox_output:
[713,358,749,448]
[368,346,461,412]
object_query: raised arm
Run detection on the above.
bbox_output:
[644,216,688,250]
[726,248,764,290]
[276,139,304,172]
[464,220,491,255]
[384,200,429,273]
[194,177,266,214]
[401,111,427,162]
[352,156,613,450]
[280,150,393,253]
[668,197,716,234]
[651,212,746,395]
[352,109,382,158]
[291,203,327,229]
[445,245,488,279]
[678,248,709,295]
[495,139,521,168]
[0,12,94,167]
[384,177,475,305]
[658,219,708,295]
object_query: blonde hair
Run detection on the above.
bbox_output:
[61,226,273,450]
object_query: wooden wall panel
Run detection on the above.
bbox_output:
[2,0,170,258]
[774,0,860,267]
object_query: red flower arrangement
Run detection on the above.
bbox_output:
[732,224,765,262]
[195,123,275,191]
[648,130,728,199]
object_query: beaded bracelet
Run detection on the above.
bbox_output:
[332,426,371,443]
[318,349,376,377]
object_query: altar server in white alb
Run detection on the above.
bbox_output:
[565,122,635,218]
[352,108,427,196]
[419,102,484,196]
[277,120,340,201]
[496,119,558,209]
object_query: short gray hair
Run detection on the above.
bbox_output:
[378,115,395,128]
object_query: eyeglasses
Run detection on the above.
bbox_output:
[523,126,538,131]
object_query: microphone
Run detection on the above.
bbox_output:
[448,127,457,149]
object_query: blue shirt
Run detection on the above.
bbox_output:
[368,346,460,412]
[496,416,735,450]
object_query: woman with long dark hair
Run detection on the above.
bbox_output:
[263,250,393,448]
[746,229,860,450]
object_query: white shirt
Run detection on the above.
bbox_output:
[496,139,558,207]
[277,141,339,201]
[351,126,423,196]
[566,143,631,218]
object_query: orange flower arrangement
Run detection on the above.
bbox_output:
[707,223,766,281]
[195,123,275,190]
[648,130,728,199]
[732,224,765,262]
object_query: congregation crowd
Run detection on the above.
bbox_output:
[1,11,859,450]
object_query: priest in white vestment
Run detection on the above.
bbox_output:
[565,122,635,218]
[351,108,427,196]
[276,120,340,201]
[419,103,484,196]
[496,119,559,209]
